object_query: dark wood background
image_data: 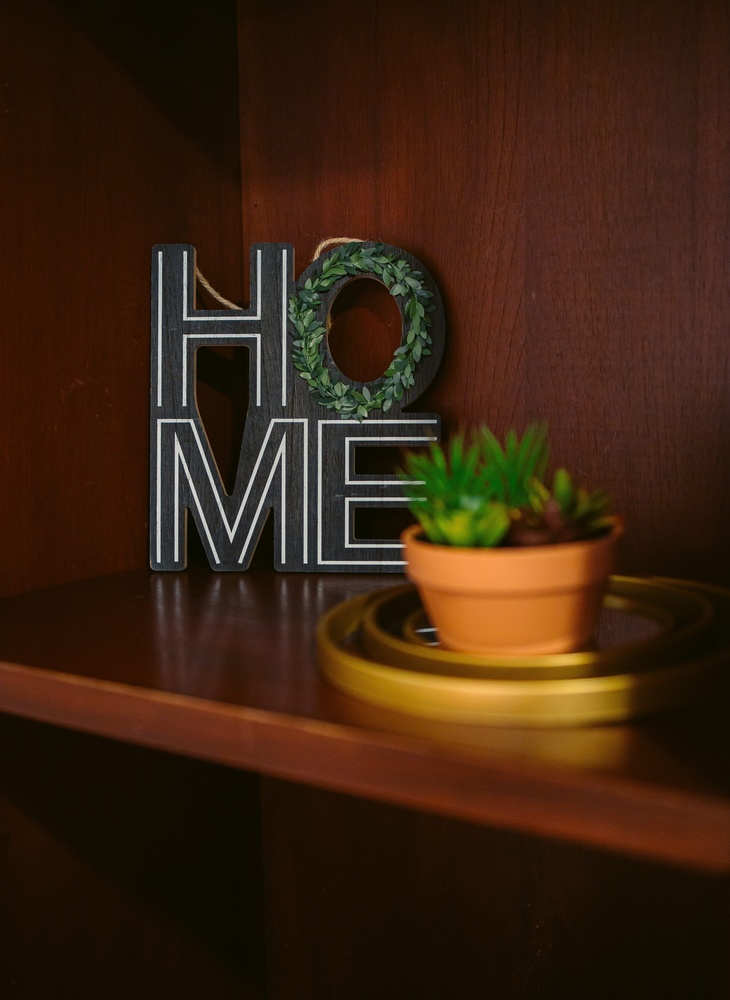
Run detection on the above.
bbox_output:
[2,0,730,996]
[2,0,728,597]
[239,0,730,585]
[0,0,244,598]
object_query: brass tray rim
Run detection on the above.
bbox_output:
[317,578,730,727]
[361,576,713,680]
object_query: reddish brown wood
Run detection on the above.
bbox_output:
[1,568,730,874]
[2,0,730,994]
[261,779,730,1000]
[0,0,243,597]
[525,0,730,585]
[0,712,265,999]
[238,0,527,435]
[238,0,730,585]
[327,276,405,384]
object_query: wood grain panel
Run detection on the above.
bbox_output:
[238,0,526,431]
[525,0,730,583]
[238,0,730,584]
[261,779,729,1000]
[0,713,265,999]
[1,568,730,873]
[0,2,728,994]
[0,0,243,597]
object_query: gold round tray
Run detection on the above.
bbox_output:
[317,577,730,727]
[362,577,713,680]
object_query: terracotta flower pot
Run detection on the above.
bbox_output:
[400,522,623,655]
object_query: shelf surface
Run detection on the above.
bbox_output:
[1,567,730,872]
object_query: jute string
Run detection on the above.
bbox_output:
[194,237,367,310]
[194,267,242,310]
[310,236,366,260]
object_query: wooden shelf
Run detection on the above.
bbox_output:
[3,1,729,993]
[2,567,730,873]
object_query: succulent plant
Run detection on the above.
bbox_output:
[400,423,615,548]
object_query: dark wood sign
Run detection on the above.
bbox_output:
[149,241,444,572]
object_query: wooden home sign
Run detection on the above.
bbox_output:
[149,241,444,573]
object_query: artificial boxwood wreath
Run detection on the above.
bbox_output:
[288,242,435,420]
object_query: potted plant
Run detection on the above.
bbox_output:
[399,423,622,655]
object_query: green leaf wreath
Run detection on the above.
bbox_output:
[288,242,435,420]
